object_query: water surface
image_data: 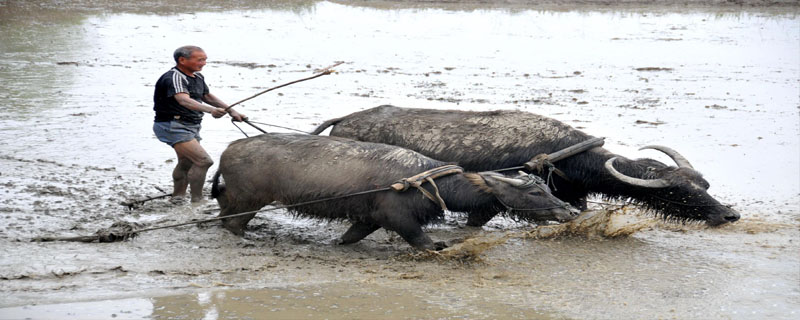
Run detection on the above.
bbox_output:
[1,1,798,319]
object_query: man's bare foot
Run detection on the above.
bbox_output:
[190,198,208,208]
[169,195,187,205]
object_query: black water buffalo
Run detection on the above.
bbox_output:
[311,105,740,227]
[211,133,576,250]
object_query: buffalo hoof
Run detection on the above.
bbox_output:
[222,221,245,236]
[465,214,494,227]
[433,241,448,251]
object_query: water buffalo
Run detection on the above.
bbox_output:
[311,105,740,227]
[211,133,576,250]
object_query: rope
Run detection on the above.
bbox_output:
[545,166,557,191]
[389,165,464,211]
[231,120,249,137]
[426,176,447,211]
[494,196,572,212]
[45,165,463,243]
[170,165,461,231]
[35,187,393,243]
[493,173,571,212]
[232,119,307,137]
[243,119,267,134]
[108,136,606,242]
[128,187,393,235]
[246,120,307,133]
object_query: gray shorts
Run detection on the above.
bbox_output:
[153,120,202,147]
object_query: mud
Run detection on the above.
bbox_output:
[1,0,799,319]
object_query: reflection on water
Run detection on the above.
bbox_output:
[0,0,318,16]
[0,298,153,320]
[146,285,558,320]
[0,284,558,320]
[0,1,798,319]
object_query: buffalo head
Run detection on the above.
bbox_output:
[478,171,580,222]
[604,145,740,226]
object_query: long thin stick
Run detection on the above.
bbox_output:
[225,61,343,111]
[120,193,171,209]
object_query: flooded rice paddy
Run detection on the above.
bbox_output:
[1,0,798,319]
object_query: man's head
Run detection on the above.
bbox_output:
[173,45,206,74]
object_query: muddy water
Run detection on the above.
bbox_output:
[1,1,799,319]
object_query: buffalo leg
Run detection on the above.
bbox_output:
[466,209,499,227]
[556,194,587,211]
[375,209,437,250]
[382,219,437,250]
[218,203,263,236]
[553,185,588,211]
[394,225,437,250]
[338,222,380,245]
[570,197,588,211]
[374,196,439,250]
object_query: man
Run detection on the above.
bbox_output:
[153,45,246,204]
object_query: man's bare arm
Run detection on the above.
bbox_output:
[203,93,246,121]
[175,93,226,118]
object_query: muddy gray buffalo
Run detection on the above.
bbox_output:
[311,105,740,227]
[211,133,576,250]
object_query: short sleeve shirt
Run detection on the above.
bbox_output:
[153,67,209,124]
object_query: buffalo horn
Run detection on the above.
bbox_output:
[605,157,671,188]
[487,175,527,188]
[639,145,694,169]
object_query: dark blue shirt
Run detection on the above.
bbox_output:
[153,67,209,124]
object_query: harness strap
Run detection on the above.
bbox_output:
[390,165,464,211]
[524,154,573,186]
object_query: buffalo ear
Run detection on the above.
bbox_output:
[466,172,495,194]
[476,171,530,191]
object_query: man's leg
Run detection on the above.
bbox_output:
[172,139,214,202]
[171,153,193,198]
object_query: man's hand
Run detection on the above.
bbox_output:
[228,109,247,122]
[210,107,227,118]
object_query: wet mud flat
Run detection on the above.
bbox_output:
[2,0,800,319]
[0,154,798,319]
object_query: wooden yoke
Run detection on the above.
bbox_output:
[522,137,606,183]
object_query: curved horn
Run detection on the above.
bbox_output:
[605,157,671,188]
[487,175,527,188]
[639,145,694,169]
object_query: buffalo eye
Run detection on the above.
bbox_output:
[527,189,544,196]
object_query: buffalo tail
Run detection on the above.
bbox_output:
[309,116,344,135]
[211,170,224,199]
